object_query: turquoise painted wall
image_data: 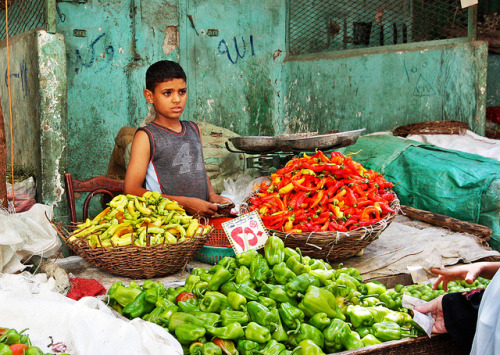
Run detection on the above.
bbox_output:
[283,41,488,134]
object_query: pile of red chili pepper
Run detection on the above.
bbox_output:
[248,150,396,233]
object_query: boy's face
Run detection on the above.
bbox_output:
[144,78,187,121]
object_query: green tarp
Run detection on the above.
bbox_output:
[339,135,500,251]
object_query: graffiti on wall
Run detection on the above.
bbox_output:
[4,60,30,98]
[218,35,255,64]
[73,33,114,73]
[403,60,436,97]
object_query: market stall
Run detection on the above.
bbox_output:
[2,127,500,355]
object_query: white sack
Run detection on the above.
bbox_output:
[0,273,183,355]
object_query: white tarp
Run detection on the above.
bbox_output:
[0,204,62,273]
[0,272,183,355]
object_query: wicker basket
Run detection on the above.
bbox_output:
[392,120,469,137]
[240,192,400,262]
[57,224,212,279]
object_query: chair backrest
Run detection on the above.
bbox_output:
[64,172,124,224]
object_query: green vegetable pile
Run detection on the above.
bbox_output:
[108,235,430,354]
[0,327,65,355]
[396,277,491,302]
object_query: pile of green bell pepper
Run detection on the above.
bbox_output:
[106,234,430,354]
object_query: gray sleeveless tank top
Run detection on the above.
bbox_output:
[138,121,209,200]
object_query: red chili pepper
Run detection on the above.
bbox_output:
[358,218,381,227]
[176,292,196,302]
[360,206,381,221]
[344,186,357,205]
[310,190,325,209]
[377,202,396,214]
[312,150,330,163]
[10,344,30,355]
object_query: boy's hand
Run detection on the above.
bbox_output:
[183,197,218,218]
[209,194,234,215]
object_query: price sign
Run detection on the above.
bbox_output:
[222,211,269,255]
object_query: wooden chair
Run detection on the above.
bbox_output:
[64,172,124,224]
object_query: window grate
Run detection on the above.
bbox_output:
[288,0,471,56]
[0,0,47,40]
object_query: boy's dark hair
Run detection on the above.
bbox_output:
[145,60,186,91]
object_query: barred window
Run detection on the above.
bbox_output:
[288,0,471,56]
[0,0,47,40]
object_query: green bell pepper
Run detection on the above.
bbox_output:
[189,341,204,355]
[341,330,365,350]
[175,323,206,345]
[142,305,165,325]
[285,249,311,275]
[236,249,259,267]
[364,281,387,296]
[309,269,336,286]
[235,283,261,301]
[309,312,331,331]
[193,281,209,299]
[184,275,202,293]
[285,273,320,298]
[191,267,209,276]
[298,285,345,320]
[272,262,297,285]
[261,339,286,355]
[270,307,288,343]
[0,328,26,345]
[356,326,372,338]
[208,267,234,291]
[122,290,155,319]
[323,318,350,352]
[336,266,362,281]
[24,347,44,355]
[244,322,272,344]
[228,291,247,311]
[168,311,206,332]
[236,340,262,355]
[202,342,223,355]
[360,296,382,307]
[264,234,285,266]
[200,291,230,313]
[0,344,12,355]
[144,285,168,304]
[221,309,249,326]
[206,322,245,340]
[288,323,324,348]
[178,298,201,313]
[257,296,276,309]
[189,311,221,327]
[346,305,375,328]
[361,334,382,346]
[336,273,363,296]
[378,290,403,311]
[235,266,251,284]
[278,302,304,334]
[364,305,392,323]
[371,321,402,341]
[293,339,325,355]
[220,281,238,296]
[284,247,299,260]
[200,273,213,283]
[107,281,142,307]
[308,258,329,271]
[247,301,278,331]
[218,256,238,272]
[250,254,272,285]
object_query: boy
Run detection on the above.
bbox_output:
[124,60,233,217]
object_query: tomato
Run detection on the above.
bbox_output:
[10,343,29,355]
[176,291,196,302]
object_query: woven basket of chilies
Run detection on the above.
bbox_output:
[240,150,400,262]
[57,191,212,279]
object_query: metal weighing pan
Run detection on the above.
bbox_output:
[227,136,278,154]
[282,128,366,152]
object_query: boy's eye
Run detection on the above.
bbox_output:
[180,89,187,95]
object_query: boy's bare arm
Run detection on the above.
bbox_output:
[124,131,150,197]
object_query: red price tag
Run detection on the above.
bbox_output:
[222,211,269,255]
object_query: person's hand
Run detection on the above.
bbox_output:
[208,194,234,215]
[430,263,484,291]
[182,197,218,218]
[414,295,447,334]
